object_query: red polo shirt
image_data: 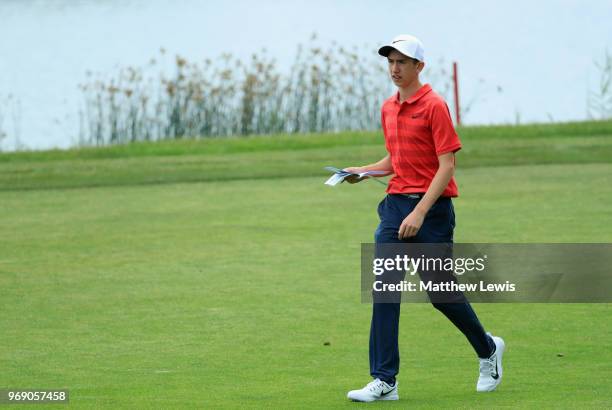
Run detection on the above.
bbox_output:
[381,84,461,197]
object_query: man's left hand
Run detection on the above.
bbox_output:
[398,209,426,239]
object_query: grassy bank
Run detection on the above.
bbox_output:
[1,120,611,191]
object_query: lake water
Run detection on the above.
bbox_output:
[1,0,611,151]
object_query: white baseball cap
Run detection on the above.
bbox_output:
[378,34,425,62]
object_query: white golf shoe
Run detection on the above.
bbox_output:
[347,378,398,402]
[477,333,505,392]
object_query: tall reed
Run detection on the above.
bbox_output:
[588,49,612,119]
[0,94,21,150]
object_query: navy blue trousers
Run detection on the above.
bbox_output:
[369,194,494,384]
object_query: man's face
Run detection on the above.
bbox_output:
[387,50,424,88]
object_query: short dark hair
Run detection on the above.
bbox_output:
[387,55,421,65]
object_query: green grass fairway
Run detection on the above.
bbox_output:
[1,122,611,408]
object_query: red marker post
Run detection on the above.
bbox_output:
[452,62,461,126]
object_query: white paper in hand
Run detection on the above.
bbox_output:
[323,166,388,186]
[324,173,346,186]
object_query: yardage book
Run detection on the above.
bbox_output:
[323,166,388,186]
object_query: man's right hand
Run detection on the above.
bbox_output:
[343,167,366,184]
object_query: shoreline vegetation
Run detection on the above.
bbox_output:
[76,38,393,145]
[0,35,464,150]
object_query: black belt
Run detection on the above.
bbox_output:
[399,193,424,199]
[397,193,451,201]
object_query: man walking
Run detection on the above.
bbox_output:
[344,34,505,402]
